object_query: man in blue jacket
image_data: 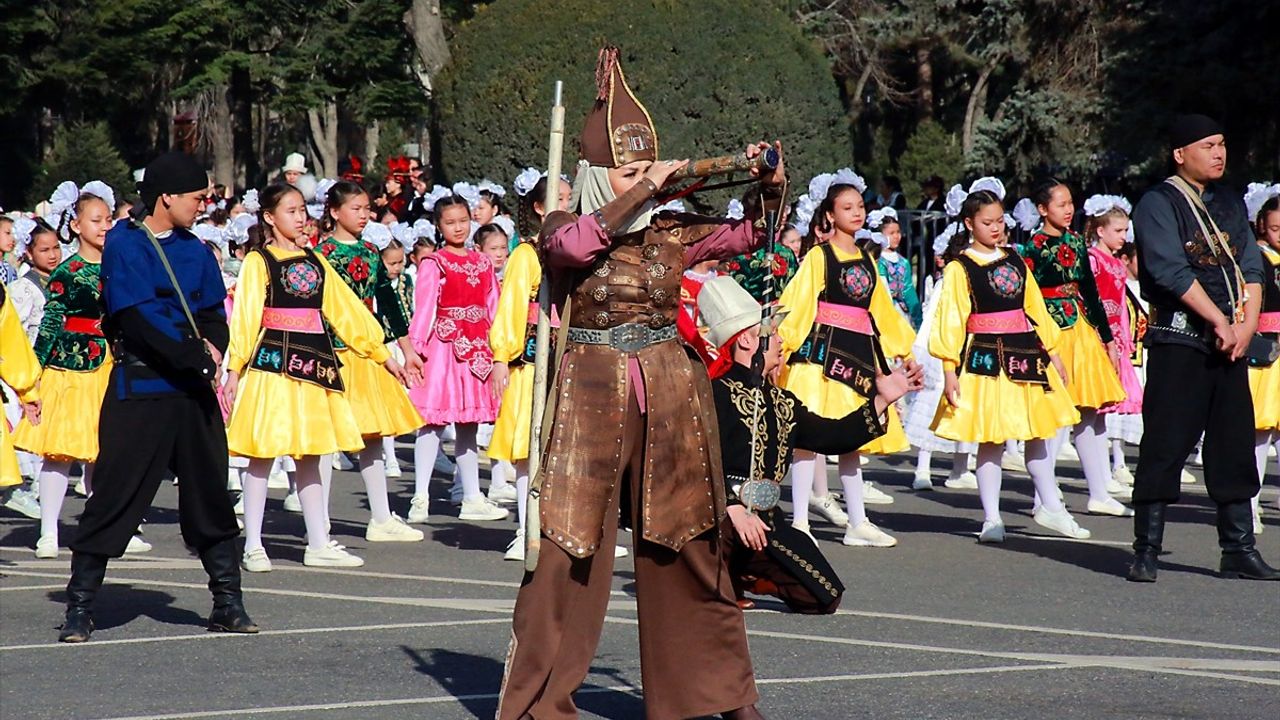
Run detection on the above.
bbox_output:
[59,152,258,642]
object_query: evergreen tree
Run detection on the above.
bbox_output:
[30,122,134,207]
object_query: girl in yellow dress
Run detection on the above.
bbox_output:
[488,173,570,561]
[13,182,138,558]
[1,284,41,490]
[778,170,915,548]
[224,185,409,571]
[316,180,425,543]
[1244,183,1280,528]
[1015,180,1131,517]
[930,188,1091,542]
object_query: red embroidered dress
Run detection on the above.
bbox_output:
[408,248,500,425]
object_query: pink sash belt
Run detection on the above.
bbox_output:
[527,301,561,328]
[261,307,324,334]
[815,301,872,335]
[967,309,1031,334]
[1259,312,1280,334]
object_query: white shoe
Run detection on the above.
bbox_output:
[1105,474,1129,496]
[1033,507,1092,539]
[505,529,526,561]
[1087,497,1134,517]
[233,494,245,516]
[809,494,849,527]
[385,461,402,479]
[488,482,518,505]
[1057,443,1079,463]
[1180,468,1197,484]
[842,520,897,547]
[1001,452,1027,473]
[1252,498,1264,535]
[1113,466,1135,486]
[862,481,894,505]
[911,472,934,491]
[407,494,431,524]
[365,513,425,542]
[124,534,153,554]
[791,520,817,543]
[282,491,302,513]
[978,520,1006,543]
[459,498,510,521]
[944,472,978,490]
[1270,445,1277,458]
[241,547,273,573]
[434,453,457,475]
[614,545,629,558]
[859,455,869,466]
[74,478,87,497]
[267,469,290,489]
[227,471,242,492]
[305,540,365,567]
[3,488,41,519]
[34,535,58,559]
[333,453,354,471]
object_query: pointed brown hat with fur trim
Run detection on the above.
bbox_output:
[579,47,658,167]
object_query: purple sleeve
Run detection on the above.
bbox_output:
[683,220,760,268]
[542,213,611,270]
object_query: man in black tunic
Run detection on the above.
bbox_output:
[1129,114,1279,582]
[699,276,922,611]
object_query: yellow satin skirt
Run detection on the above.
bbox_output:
[226,368,365,458]
[2,420,21,487]
[931,364,1080,443]
[778,361,909,454]
[13,361,112,462]
[488,363,533,463]
[337,349,423,439]
[1250,362,1280,431]
[1057,321,1125,410]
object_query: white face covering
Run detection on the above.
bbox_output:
[571,161,656,234]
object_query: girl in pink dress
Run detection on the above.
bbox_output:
[1084,195,1142,493]
[408,195,508,521]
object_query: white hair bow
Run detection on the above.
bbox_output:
[867,206,898,230]
[241,189,260,214]
[362,222,393,251]
[1082,194,1133,218]
[726,198,744,220]
[513,167,543,197]
[1011,198,1040,232]
[1244,182,1280,222]
[477,179,507,198]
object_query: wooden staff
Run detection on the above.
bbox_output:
[524,80,566,571]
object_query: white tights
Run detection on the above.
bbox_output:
[39,461,93,542]
[243,456,329,553]
[976,440,1063,524]
[358,443,394,524]
[415,424,482,502]
[515,459,531,529]
[836,452,868,527]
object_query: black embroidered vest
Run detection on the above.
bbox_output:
[249,249,344,391]
[956,250,1050,385]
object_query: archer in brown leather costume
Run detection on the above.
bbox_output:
[496,48,784,720]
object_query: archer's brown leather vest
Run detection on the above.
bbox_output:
[569,225,685,331]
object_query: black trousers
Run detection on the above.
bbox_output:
[70,379,237,557]
[1133,344,1259,505]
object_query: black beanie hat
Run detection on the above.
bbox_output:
[138,152,208,212]
[1169,114,1224,150]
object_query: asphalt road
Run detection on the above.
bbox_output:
[2,445,1277,720]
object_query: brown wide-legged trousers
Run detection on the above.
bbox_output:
[496,394,758,720]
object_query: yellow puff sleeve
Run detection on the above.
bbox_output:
[869,268,916,359]
[489,243,540,363]
[1022,269,1062,354]
[777,245,826,356]
[928,260,973,375]
[320,256,391,364]
[226,250,268,376]
[0,292,40,403]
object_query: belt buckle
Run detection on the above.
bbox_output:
[610,324,650,353]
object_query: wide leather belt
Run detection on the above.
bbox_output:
[566,322,677,353]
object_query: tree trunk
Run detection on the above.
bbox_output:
[915,46,934,121]
[404,0,451,93]
[962,60,999,157]
[208,85,236,190]
[364,120,381,169]
[308,102,339,179]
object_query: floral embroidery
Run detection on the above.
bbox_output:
[68,260,84,273]
[435,253,487,287]
[346,257,370,282]
[1055,245,1077,268]
[283,261,321,298]
[988,264,1024,298]
[841,263,874,301]
[49,281,64,296]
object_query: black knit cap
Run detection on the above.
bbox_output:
[1169,114,1224,150]
[139,152,209,211]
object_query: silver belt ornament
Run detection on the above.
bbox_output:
[728,474,782,512]
[566,322,677,353]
